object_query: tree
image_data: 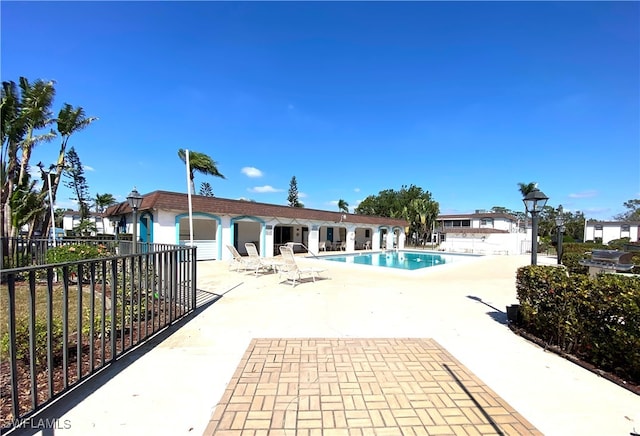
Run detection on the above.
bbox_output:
[1,78,57,241]
[39,104,97,236]
[287,176,303,207]
[94,193,116,212]
[614,199,640,221]
[403,197,439,246]
[64,147,91,221]
[517,182,537,197]
[490,206,510,214]
[9,173,46,236]
[337,199,349,213]
[517,181,538,228]
[54,208,65,228]
[1,78,96,243]
[16,78,57,187]
[199,182,214,197]
[178,149,225,194]
[355,184,439,244]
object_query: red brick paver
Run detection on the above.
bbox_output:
[204,338,541,435]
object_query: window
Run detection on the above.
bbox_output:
[480,218,494,227]
[443,220,470,228]
[365,229,370,238]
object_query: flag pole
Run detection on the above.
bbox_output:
[186,149,194,247]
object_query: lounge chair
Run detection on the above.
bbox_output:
[278,245,325,287]
[226,244,259,272]
[245,242,282,274]
[318,241,327,252]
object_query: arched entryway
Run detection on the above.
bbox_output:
[231,216,264,255]
[175,213,221,260]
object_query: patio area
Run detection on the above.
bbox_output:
[19,253,640,435]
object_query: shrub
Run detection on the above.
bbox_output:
[608,237,631,250]
[561,252,588,275]
[46,244,110,264]
[516,265,640,384]
[46,244,111,281]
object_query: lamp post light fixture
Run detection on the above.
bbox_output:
[127,187,143,254]
[523,188,549,265]
[555,205,565,265]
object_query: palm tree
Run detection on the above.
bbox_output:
[1,80,23,241]
[2,78,56,241]
[178,149,225,194]
[39,104,98,237]
[337,199,349,214]
[16,78,57,186]
[95,193,116,213]
[517,182,537,230]
[517,182,537,197]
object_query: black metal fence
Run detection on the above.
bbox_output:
[0,243,197,432]
[0,237,184,270]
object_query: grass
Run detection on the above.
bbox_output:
[0,279,106,360]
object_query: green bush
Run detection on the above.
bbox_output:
[608,237,631,250]
[46,244,110,264]
[516,266,640,383]
[562,242,607,254]
[45,244,111,281]
[0,317,64,368]
[561,242,640,274]
[561,252,589,275]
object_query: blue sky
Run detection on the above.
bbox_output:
[2,1,638,219]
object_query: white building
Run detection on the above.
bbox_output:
[61,210,112,236]
[583,220,640,244]
[105,190,407,261]
[435,212,528,255]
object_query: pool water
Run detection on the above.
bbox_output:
[321,251,473,270]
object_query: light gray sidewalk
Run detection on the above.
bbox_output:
[17,254,640,435]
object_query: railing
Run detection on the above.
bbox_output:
[1,237,120,270]
[0,243,197,432]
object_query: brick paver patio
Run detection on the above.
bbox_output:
[204,338,541,435]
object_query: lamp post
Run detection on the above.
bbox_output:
[555,205,565,265]
[127,187,143,254]
[523,188,549,265]
[111,217,120,241]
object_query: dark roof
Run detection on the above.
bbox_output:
[104,190,407,227]
[437,212,518,221]
[440,228,509,234]
[586,220,640,225]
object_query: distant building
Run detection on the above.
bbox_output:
[583,220,640,244]
[434,212,528,255]
[62,209,111,236]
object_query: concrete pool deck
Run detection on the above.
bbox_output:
[23,253,640,435]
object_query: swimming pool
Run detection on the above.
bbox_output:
[320,250,477,271]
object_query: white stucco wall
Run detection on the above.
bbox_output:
[440,232,525,255]
[584,222,639,244]
[122,209,405,261]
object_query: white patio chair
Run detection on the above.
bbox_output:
[278,245,325,287]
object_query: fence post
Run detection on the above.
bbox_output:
[191,246,197,310]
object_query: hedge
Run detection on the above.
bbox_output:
[516,265,640,384]
[561,242,640,275]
